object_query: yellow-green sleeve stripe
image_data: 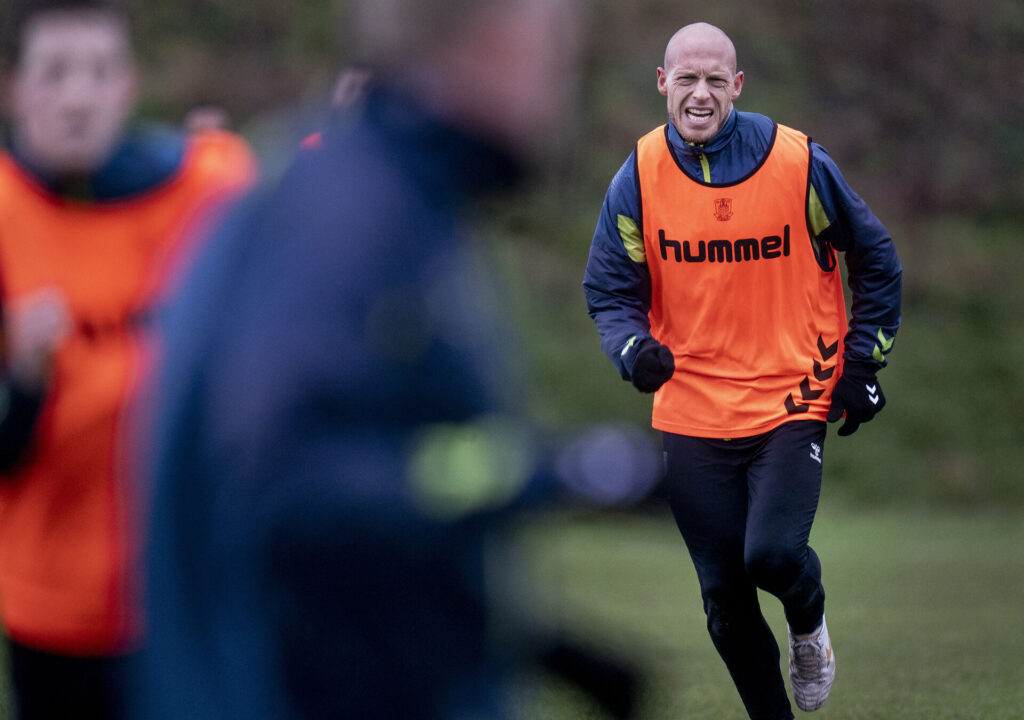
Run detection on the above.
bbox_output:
[617,214,646,263]
[808,185,831,237]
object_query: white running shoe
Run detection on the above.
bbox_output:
[788,616,836,712]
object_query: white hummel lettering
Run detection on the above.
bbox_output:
[809,443,822,464]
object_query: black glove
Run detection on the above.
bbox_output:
[630,339,674,393]
[827,360,885,436]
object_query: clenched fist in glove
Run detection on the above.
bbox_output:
[630,338,675,393]
[827,360,886,436]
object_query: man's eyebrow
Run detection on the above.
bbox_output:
[673,68,729,79]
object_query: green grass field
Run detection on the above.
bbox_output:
[0,507,1018,719]
[511,506,1024,719]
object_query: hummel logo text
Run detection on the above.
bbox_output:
[658,225,791,264]
[810,443,822,464]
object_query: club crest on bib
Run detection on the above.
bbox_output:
[714,197,733,222]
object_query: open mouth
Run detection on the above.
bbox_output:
[685,108,714,123]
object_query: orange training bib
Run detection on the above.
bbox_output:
[636,123,847,437]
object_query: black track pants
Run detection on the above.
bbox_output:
[662,420,828,720]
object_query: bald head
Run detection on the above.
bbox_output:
[664,23,737,73]
[657,22,743,144]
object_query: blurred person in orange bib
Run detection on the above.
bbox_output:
[0,1,255,717]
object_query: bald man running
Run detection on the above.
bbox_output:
[584,22,902,720]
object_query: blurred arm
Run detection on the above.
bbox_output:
[0,381,45,471]
[0,287,69,471]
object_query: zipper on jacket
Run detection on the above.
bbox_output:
[697,151,711,183]
[686,139,712,183]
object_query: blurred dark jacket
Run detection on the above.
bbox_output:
[137,85,564,720]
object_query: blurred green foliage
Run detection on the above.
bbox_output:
[128,0,340,122]
[9,0,1020,507]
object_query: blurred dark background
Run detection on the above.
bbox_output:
[22,0,1024,508]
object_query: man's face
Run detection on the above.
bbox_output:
[7,11,136,175]
[657,31,743,145]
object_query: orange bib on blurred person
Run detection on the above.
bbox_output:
[636,123,847,438]
[0,130,255,655]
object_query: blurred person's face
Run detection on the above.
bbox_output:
[7,11,137,175]
[657,25,743,144]
[433,0,582,149]
[488,0,581,144]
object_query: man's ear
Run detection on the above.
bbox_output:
[731,70,744,100]
[656,67,668,97]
